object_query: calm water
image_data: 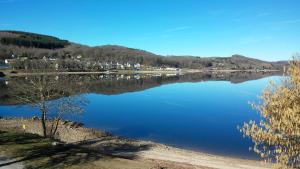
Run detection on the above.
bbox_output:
[0,73,282,159]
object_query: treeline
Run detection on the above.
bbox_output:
[0,31,69,49]
[0,31,287,70]
[87,46,214,68]
[9,59,100,72]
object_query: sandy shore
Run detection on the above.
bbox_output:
[137,144,270,169]
[0,118,271,169]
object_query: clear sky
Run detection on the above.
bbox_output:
[0,0,299,61]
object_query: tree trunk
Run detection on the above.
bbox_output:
[40,105,47,138]
[52,117,60,138]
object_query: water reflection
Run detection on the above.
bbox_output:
[0,71,281,105]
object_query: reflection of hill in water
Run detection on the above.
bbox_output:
[0,71,281,105]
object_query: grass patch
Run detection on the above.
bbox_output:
[0,130,105,168]
[0,130,156,169]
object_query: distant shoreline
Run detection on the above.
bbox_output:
[0,118,271,169]
[0,68,281,77]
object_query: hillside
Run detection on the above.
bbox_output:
[0,30,287,70]
[0,31,70,49]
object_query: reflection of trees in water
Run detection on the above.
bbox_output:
[0,71,281,105]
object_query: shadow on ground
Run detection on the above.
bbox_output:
[0,130,152,169]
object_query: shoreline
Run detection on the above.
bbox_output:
[0,118,271,169]
[0,68,281,77]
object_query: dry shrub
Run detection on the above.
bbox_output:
[241,56,300,169]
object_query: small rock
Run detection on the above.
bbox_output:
[32,116,38,120]
[62,120,71,125]
[51,142,59,146]
[0,72,5,77]
[70,121,84,128]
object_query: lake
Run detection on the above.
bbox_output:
[0,71,282,159]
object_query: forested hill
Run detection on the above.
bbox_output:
[0,30,287,70]
[0,31,70,49]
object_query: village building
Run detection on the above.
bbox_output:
[55,63,59,70]
[134,63,141,70]
[125,62,131,68]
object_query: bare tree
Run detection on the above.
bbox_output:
[48,95,88,138]
[8,74,88,138]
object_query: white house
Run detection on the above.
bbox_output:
[125,62,131,68]
[105,62,109,68]
[55,63,59,70]
[116,62,125,69]
[134,63,141,70]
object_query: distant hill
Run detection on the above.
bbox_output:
[0,30,288,70]
[0,31,70,49]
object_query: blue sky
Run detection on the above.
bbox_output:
[0,0,299,61]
